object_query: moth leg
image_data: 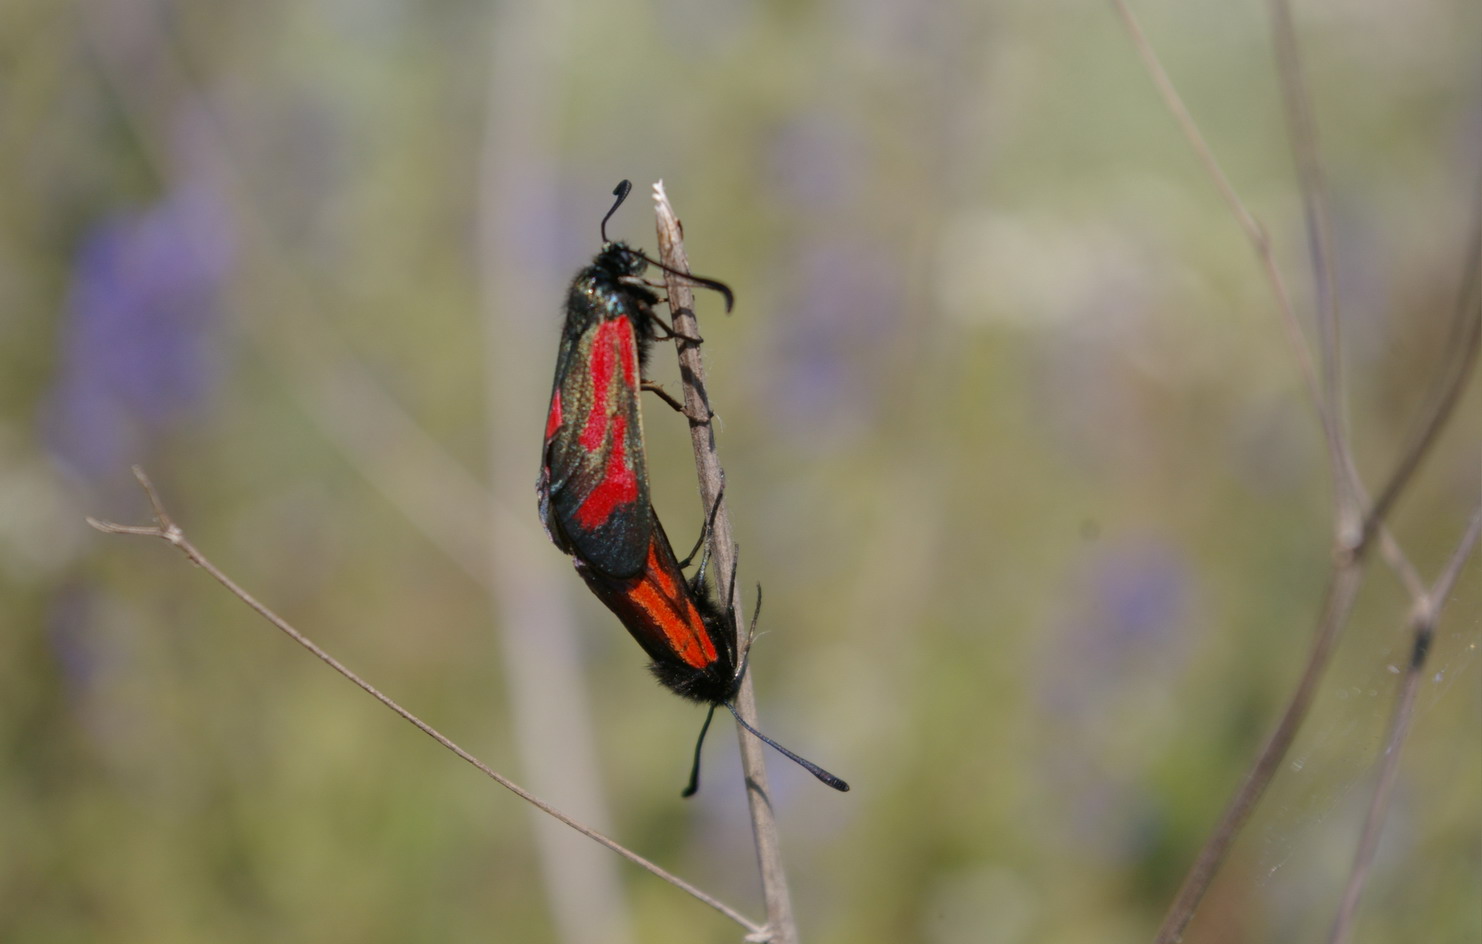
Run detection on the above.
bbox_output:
[644,312,704,346]
[641,380,686,413]
[641,380,715,426]
[737,582,763,666]
[678,484,727,571]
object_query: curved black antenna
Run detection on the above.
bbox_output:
[681,694,850,796]
[681,703,719,798]
[641,255,735,313]
[599,179,736,312]
[724,701,850,792]
[600,179,632,244]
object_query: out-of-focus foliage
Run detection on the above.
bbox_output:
[1,1,1476,942]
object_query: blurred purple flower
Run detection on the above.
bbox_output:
[43,179,234,480]
[1041,539,1195,716]
[47,585,100,691]
[1035,539,1196,863]
[1083,543,1190,657]
[768,241,902,440]
[763,114,905,442]
[768,115,860,212]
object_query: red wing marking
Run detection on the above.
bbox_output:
[623,536,719,670]
[574,412,638,528]
[571,320,641,529]
[544,390,563,440]
[579,320,637,450]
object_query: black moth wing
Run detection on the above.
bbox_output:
[539,245,661,579]
[573,508,741,706]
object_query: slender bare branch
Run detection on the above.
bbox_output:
[88,468,763,938]
[1106,0,1329,466]
[81,14,506,587]
[1106,4,1363,936]
[1375,529,1427,602]
[1329,503,1482,944]
[1153,564,1365,944]
[1328,177,1481,944]
[1109,4,1482,937]
[1427,509,1482,610]
[1360,180,1482,548]
[1268,0,1479,581]
[652,182,796,944]
[1269,0,1359,540]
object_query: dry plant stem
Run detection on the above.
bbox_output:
[1375,529,1426,602]
[1155,236,1480,943]
[88,24,771,939]
[1269,0,1356,537]
[87,468,762,939]
[1108,2,1362,935]
[83,20,502,584]
[1106,0,1330,482]
[1291,114,1479,944]
[1319,276,1478,936]
[652,181,798,944]
[96,30,636,940]
[1361,191,1482,547]
[1111,3,1482,939]
[1328,504,1482,944]
[1154,563,1365,944]
[1109,0,1482,569]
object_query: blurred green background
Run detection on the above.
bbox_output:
[1,0,1477,942]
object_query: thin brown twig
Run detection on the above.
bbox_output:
[1107,2,1366,936]
[1270,0,1482,600]
[652,181,797,944]
[1154,563,1365,944]
[1106,0,1329,467]
[91,19,637,936]
[1270,0,1357,539]
[81,14,508,587]
[1328,503,1482,944]
[1320,154,1481,944]
[87,467,763,939]
[1326,317,1478,941]
[1152,236,1479,941]
[1109,3,1481,939]
[1375,529,1427,602]
[1359,180,1482,549]
[1260,23,1478,939]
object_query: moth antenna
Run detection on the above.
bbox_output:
[724,702,850,792]
[601,180,633,243]
[681,703,720,798]
[598,179,734,311]
[638,251,735,312]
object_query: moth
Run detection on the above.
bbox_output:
[537,181,847,795]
